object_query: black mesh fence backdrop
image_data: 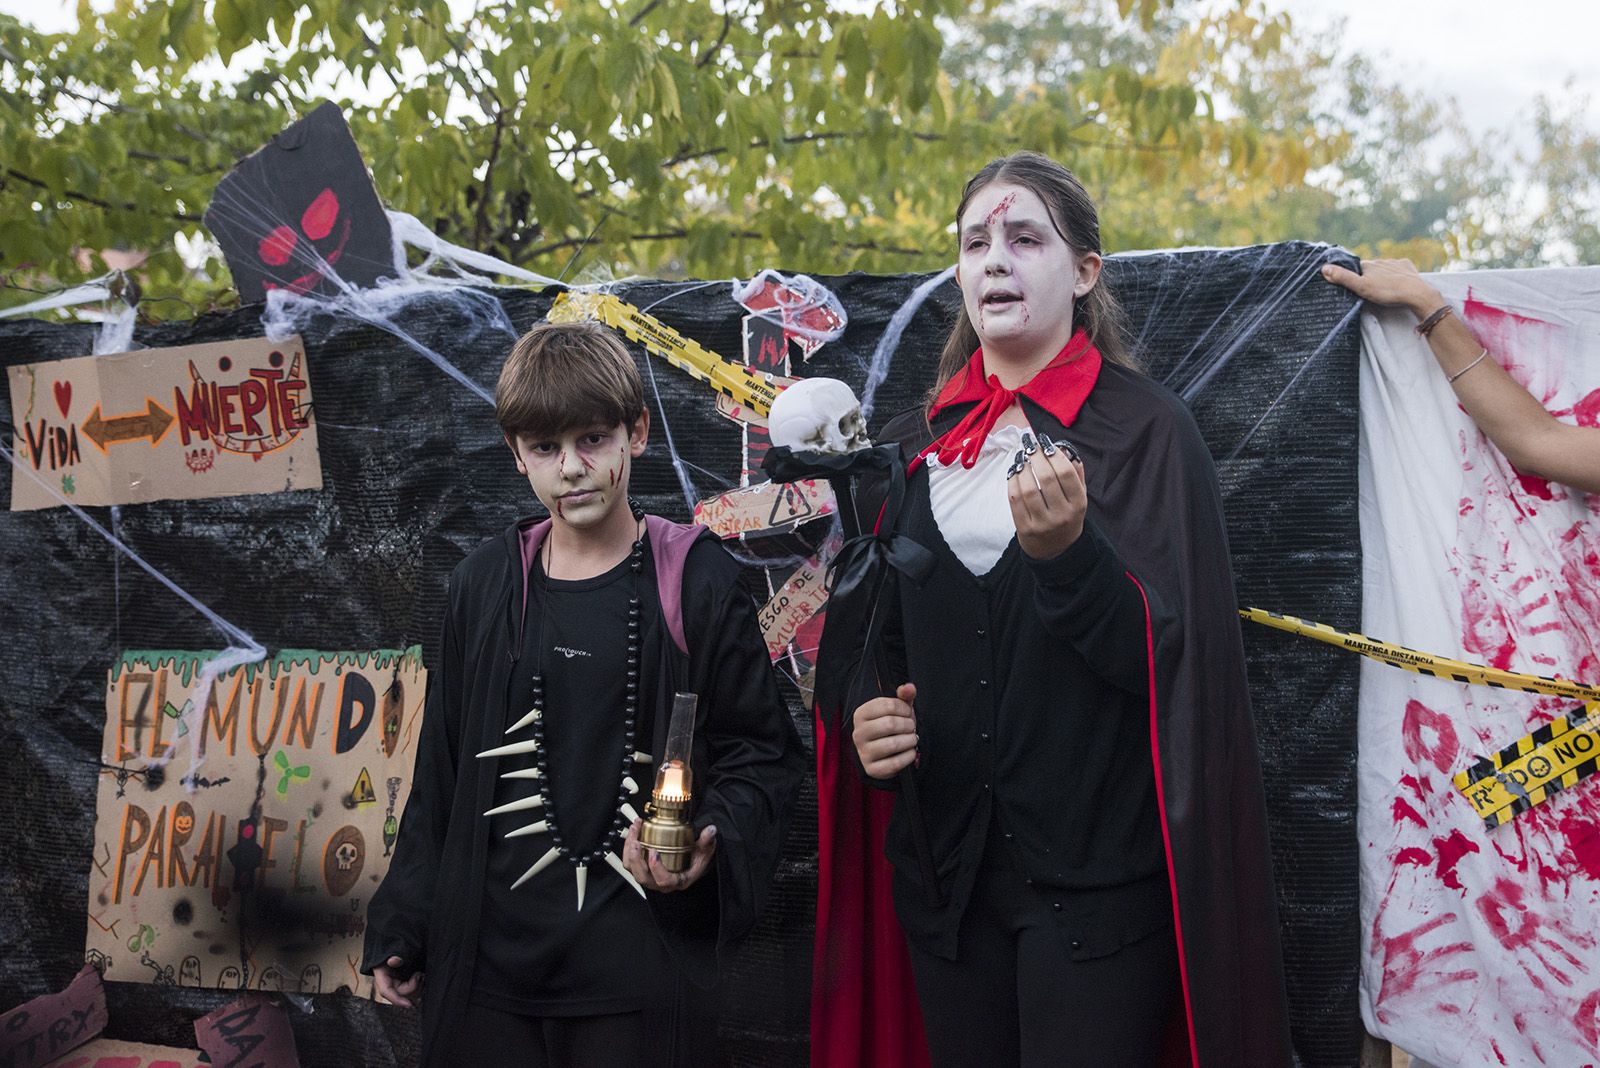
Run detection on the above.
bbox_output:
[0,241,1363,1067]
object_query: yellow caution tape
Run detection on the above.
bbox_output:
[1240,607,1600,703]
[1453,705,1600,829]
[548,291,782,416]
[1242,606,1600,829]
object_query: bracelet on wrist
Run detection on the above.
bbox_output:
[1415,304,1453,337]
[1447,348,1489,385]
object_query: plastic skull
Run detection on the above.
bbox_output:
[768,377,870,454]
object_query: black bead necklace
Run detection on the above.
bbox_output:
[525,499,646,869]
[480,501,650,907]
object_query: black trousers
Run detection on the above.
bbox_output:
[452,1005,648,1067]
[906,844,1181,1068]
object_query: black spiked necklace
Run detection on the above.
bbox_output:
[476,500,649,909]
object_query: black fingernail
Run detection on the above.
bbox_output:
[1021,432,1037,455]
[1038,432,1057,456]
[1060,438,1081,462]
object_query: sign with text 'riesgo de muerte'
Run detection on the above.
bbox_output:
[7,335,321,511]
[85,649,424,997]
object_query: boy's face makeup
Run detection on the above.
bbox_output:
[957,182,1099,361]
[507,414,649,533]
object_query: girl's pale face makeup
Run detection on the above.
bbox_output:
[957,182,1096,366]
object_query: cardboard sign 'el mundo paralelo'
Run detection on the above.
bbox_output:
[85,649,424,996]
[7,335,321,511]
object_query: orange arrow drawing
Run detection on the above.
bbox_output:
[82,397,176,452]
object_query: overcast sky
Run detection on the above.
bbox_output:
[5,0,1597,165]
[1278,0,1600,151]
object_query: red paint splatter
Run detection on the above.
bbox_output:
[1399,773,1431,802]
[1514,467,1556,501]
[1490,1039,1508,1065]
[1372,912,1477,1023]
[1432,829,1480,892]
[1392,797,1427,829]
[580,455,594,472]
[1577,989,1600,1048]
[984,192,1016,227]
[1402,699,1461,774]
[1477,876,1537,949]
[1559,813,1600,881]
[1555,386,1600,428]
[1395,846,1431,867]
[1461,578,1518,670]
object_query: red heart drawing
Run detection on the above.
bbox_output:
[53,380,71,417]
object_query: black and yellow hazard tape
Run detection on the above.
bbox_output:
[1241,606,1600,829]
[1240,607,1600,703]
[1453,706,1600,829]
[548,291,782,415]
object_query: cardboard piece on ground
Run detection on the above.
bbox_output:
[693,480,834,539]
[205,101,395,303]
[84,648,425,998]
[193,996,300,1068]
[7,336,321,511]
[0,965,107,1068]
[46,1037,206,1068]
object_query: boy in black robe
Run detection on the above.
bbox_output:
[362,322,804,1066]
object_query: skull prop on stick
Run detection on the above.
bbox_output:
[767,377,871,455]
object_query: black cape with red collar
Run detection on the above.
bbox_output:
[810,351,1293,1067]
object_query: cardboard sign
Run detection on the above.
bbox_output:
[205,102,395,303]
[7,336,322,511]
[0,965,107,1068]
[47,1038,206,1068]
[84,649,425,998]
[693,480,835,539]
[758,555,834,660]
[193,997,299,1068]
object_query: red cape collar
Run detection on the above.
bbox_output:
[912,329,1102,471]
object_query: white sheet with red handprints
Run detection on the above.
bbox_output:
[1358,267,1600,1067]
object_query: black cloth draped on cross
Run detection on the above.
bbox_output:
[802,333,1294,1068]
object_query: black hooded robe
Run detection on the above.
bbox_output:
[363,515,805,1063]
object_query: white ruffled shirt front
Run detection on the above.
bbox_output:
[926,423,1025,576]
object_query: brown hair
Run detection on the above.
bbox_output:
[495,321,645,440]
[931,151,1136,411]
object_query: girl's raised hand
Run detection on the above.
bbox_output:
[1007,430,1087,561]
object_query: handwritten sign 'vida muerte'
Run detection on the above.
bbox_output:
[6,335,322,511]
[85,649,425,997]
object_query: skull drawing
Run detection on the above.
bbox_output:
[767,377,871,454]
[334,842,358,870]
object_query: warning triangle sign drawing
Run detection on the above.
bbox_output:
[351,766,377,805]
[768,481,817,527]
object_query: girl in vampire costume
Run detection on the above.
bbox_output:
[815,153,1294,1066]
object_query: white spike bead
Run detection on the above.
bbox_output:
[483,795,545,818]
[505,707,543,734]
[632,751,653,764]
[621,802,641,825]
[510,846,560,890]
[623,776,639,795]
[503,819,549,839]
[575,863,588,911]
[477,738,541,759]
[500,768,544,781]
[605,851,645,898]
